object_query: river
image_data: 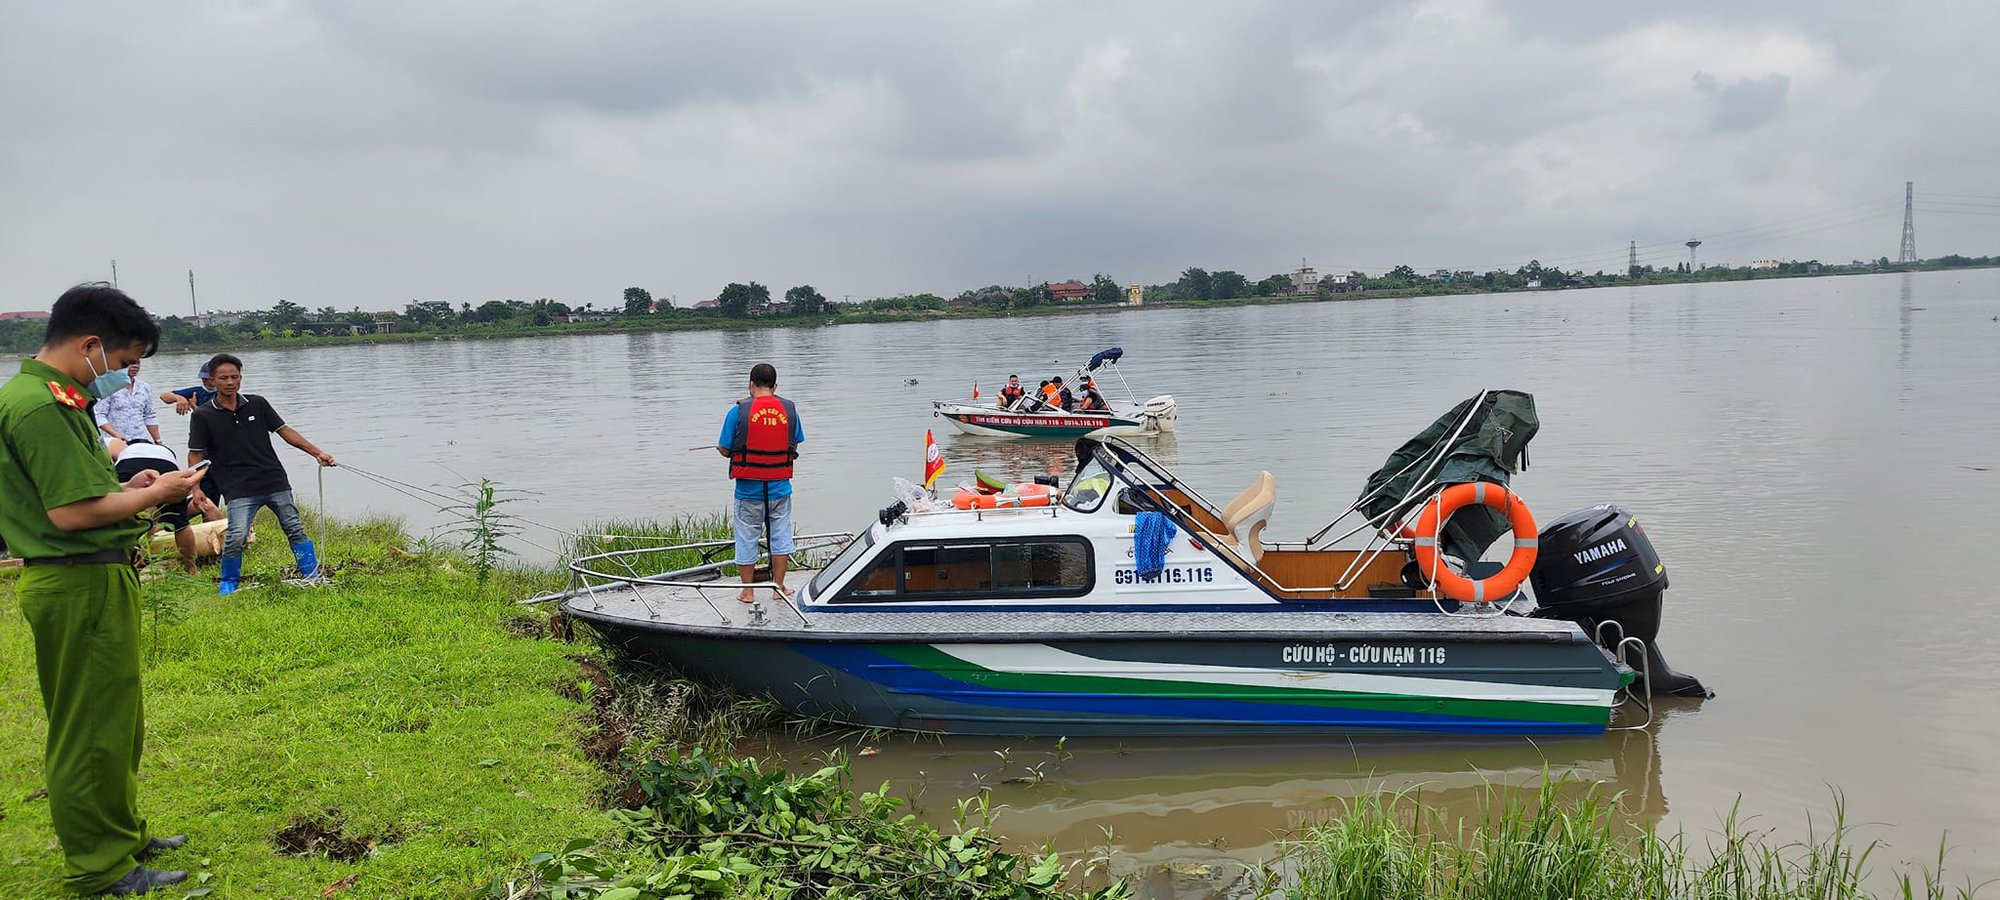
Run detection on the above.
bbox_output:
[142,269,2000,896]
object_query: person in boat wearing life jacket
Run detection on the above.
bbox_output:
[1043,376,1074,412]
[997,374,1025,410]
[1075,378,1108,412]
[716,362,806,604]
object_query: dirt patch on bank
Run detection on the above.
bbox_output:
[274,809,403,862]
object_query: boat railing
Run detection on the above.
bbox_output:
[1099,438,1227,516]
[552,532,855,626]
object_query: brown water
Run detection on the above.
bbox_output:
[143,269,2000,894]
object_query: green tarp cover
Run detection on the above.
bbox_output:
[1357,390,1539,563]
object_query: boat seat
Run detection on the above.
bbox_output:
[1211,472,1276,564]
[1219,471,1274,528]
[1227,475,1276,563]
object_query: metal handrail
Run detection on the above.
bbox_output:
[558,531,856,629]
[1100,439,1226,516]
[1609,635,1654,731]
[566,531,855,587]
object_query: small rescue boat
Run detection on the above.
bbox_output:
[557,389,1710,737]
[932,347,1177,439]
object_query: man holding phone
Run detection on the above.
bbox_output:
[187,353,336,594]
[0,284,205,895]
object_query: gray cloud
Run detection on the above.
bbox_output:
[1693,71,1791,132]
[3,1,1998,313]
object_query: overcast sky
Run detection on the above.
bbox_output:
[4,0,1998,314]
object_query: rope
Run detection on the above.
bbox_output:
[334,461,774,562]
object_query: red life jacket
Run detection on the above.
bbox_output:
[728,395,798,481]
[999,384,1024,406]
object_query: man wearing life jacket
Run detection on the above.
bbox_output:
[1046,376,1074,412]
[997,375,1025,410]
[716,363,805,603]
[1076,378,1108,412]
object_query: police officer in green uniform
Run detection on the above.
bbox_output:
[0,284,206,896]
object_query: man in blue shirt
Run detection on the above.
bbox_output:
[716,363,805,603]
[157,364,216,415]
[157,364,222,511]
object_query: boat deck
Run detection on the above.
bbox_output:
[560,577,1586,644]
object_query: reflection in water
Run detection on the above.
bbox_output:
[937,432,1180,487]
[1898,272,1914,387]
[760,705,1687,899]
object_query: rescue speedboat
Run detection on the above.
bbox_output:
[556,390,1709,736]
[931,347,1177,439]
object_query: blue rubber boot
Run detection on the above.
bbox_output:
[218,555,243,595]
[290,540,319,580]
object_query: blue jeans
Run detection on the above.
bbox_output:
[733,495,794,565]
[223,491,310,558]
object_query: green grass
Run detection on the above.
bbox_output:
[0,512,608,899]
[1265,778,1988,900]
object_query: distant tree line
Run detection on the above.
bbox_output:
[5,253,1997,355]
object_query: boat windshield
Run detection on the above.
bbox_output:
[807,527,878,597]
[1064,454,1117,512]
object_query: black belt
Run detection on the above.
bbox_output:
[24,549,137,568]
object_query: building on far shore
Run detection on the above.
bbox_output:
[1126,284,1144,306]
[1049,280,1091,302]
[1289,263,1320,296]
[1748,259,1780,270]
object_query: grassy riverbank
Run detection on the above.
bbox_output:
[0,512,1120,899]
[0,515,607,898]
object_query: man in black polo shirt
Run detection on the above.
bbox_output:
[187,354,337,594]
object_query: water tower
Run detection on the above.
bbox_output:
[1685,239,1702,271]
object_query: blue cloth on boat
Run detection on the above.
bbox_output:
[1134,511,1177,577]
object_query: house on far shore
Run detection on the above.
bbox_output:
[1289,264,1320,296]
[691,300,720,311]
[1324,272,1360,293]
[1748,259,1780,270]
[564,308,620,323]
[1430,269,1454,283]
[1048,281,1091,302]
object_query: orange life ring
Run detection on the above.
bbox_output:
[1410,482,1538,604]
[951,482,1056,510]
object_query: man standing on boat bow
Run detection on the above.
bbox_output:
[717,363,805,603]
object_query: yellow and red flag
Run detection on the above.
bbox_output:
[923,429,946,490]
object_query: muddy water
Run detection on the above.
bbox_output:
[144,269,2000,894]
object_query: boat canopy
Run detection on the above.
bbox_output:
[1356,390,1540,563]
[1085,347,1123,372]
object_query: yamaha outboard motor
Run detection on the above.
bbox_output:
[1530,505,1712,698]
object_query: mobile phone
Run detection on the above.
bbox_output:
[190,460,212,472]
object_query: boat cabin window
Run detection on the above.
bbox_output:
[835,537,1093,602]
[1064,457,1116,513]
[807,528,877,598]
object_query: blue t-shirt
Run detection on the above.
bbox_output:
[718,401,805,500]
[172,385,219,407]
